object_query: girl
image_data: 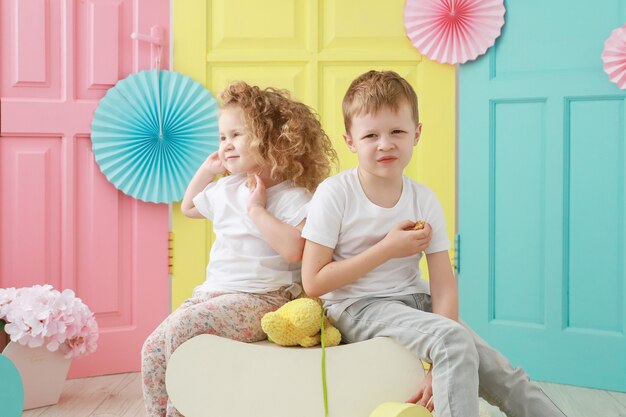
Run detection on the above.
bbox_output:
[141,81,337,417]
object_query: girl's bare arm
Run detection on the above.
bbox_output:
[181,152,225,218]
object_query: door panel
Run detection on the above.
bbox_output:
[0,137,62,287]
[459,0,626,391]
[171,0,456,309]
[0,0,170,378]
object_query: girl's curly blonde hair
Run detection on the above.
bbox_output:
[219,82,337,192]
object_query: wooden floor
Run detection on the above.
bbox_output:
[22,372,626,417]
[23,373,146,417]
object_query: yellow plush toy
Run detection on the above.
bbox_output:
[261,297,342,347]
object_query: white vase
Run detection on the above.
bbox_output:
[2,341,71,410]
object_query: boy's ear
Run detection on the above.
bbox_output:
[343,133,357,153]
[414,123,423,146]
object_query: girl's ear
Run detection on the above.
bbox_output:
[343,133,357,153]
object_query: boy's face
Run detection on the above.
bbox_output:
[218,106,259,175]
[344,103,421,181]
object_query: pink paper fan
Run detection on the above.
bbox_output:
[404,0,506,65]
[602,25,626,89]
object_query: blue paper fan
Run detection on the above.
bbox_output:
[91,70,219,203]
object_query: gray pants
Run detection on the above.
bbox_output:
[334,294,567,417]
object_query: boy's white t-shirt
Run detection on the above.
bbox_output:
[302,168,450,321]
[192,173,311,296]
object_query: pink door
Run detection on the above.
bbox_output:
[0,0,170,378]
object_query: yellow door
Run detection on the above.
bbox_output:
[171,0,456,309]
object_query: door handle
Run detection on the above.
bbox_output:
[131,26,165,70]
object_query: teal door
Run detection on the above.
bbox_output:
[459,0,626,391]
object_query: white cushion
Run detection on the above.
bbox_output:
[166,335,425,417]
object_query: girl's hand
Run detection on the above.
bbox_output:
[407,369,434,412]
[247,174,267,213]
[380,221,432,259]
[202,151,226,176]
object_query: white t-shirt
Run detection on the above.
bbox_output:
[192,174,311,295]
[302,168,450,321]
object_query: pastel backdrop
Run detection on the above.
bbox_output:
[1,0,623,395]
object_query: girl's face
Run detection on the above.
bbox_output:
[218,106,259,175]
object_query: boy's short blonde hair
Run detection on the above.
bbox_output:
[219,82,337,192]
[342,70,419,134]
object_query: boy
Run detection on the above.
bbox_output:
[301,70,566,417]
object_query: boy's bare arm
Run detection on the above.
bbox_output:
[302,240,391,297]
[302,221,432,297]
[426,251,459,321]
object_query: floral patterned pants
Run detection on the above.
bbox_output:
[141,288,293,417]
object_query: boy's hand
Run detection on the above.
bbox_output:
[247,174,267,213]
[201,151,226,176]
[381,220,432,259]
[407,369,434,412]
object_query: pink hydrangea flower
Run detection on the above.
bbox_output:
[0,285,99,359]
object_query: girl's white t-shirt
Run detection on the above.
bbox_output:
[302,168,450,321]
[192,174,311,295]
